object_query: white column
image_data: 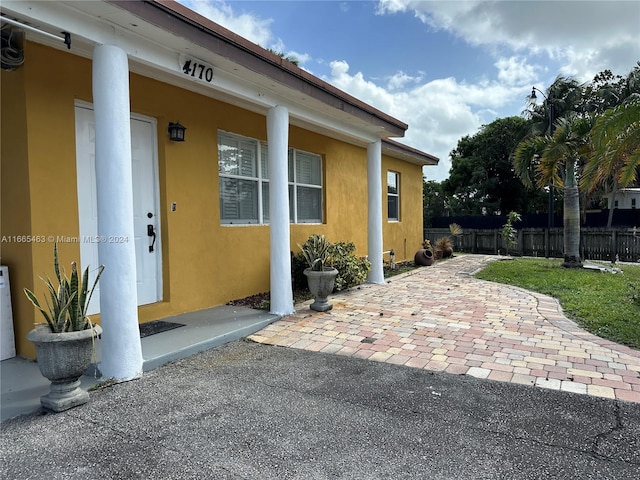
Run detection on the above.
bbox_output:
[267,106,295,315]
[367,140,385,284]
[92,44,143,381]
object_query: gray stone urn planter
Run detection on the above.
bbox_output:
[27,324,102,412]
[304,267,338,312]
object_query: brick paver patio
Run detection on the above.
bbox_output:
[249,255,640,403]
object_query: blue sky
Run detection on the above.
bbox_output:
[178,0,640,181]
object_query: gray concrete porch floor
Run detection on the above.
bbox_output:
[0,305,279,422]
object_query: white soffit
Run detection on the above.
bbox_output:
[1,0,389,146]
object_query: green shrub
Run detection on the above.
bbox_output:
[328,241,371,291]
[291,251,309,291]
[292,238,371,293]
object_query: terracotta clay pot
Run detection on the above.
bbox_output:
[414,249,435,266]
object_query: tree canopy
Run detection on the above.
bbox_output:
[423,63,640,234]
[442,116,547,216]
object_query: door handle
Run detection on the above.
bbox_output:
[147,224,156,252]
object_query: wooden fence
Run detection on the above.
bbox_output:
[423,227,640,262]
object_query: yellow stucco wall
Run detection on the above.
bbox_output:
[382,156,425,262]
[2,42,424,358]
[1,56,36,357]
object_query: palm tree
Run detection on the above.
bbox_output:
[581,98,640,226]
[514,115,592,268]
[525,76,584,135]
[516,77,587,268]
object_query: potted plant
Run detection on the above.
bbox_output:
[449,223,463,253]
[298,234,338,312]
[415,239,435,266]
[434,236,453,259]
[24,244,104,412]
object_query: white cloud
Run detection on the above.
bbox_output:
[179,0,274,46]
[386,71,424,91]
[495,56,538,86]
[286,50,311,66]
[180,0,314,70]
[377,0,640,81]
[325,61,531,181]
[176,0,638,183]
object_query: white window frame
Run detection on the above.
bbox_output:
[218,131,267,224]
[387,170,400,222]
[289,149,323,224]
[218,130,323,225]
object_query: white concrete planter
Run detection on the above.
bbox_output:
[304,267,338,312]
[27,324,102,412]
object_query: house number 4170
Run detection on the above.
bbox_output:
[182,60,213,83]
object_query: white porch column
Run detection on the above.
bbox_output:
[367,140,385,284]
[267,106,295,315]
[92,44,143,381]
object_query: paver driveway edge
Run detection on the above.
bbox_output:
[250,255,640,403]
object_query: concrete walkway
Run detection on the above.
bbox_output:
[250,255,640,404]
[1,306,279,421]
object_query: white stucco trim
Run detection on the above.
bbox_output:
[1,0,389,149]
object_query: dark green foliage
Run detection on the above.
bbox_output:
[442,116,547,216]
[423,180,447,226]
[292,239,371,293]
[328,241,371,291]
[291,251,309,291]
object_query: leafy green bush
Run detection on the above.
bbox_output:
[292,237,370,292]
[328,241,371,291]
[291,251,309,291]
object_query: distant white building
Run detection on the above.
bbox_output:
[604,188,640,209]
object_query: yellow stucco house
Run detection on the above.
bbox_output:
[1,1,437,377]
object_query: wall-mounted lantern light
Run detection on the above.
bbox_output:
[168,121,186,142]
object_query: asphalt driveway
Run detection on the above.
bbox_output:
[1,341,639,479]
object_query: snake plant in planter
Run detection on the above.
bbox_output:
[298,234,338,312]
[24,244,104,412]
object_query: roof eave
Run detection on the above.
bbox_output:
[109,0,408,137]
[382,139,439,166]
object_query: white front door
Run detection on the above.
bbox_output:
[75,105,162,314]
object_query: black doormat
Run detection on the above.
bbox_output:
[139,320,185,338]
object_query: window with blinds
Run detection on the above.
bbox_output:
[218,131,323,225]
[387,171,400,221]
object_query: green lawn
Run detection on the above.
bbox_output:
[474,258,640,350]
